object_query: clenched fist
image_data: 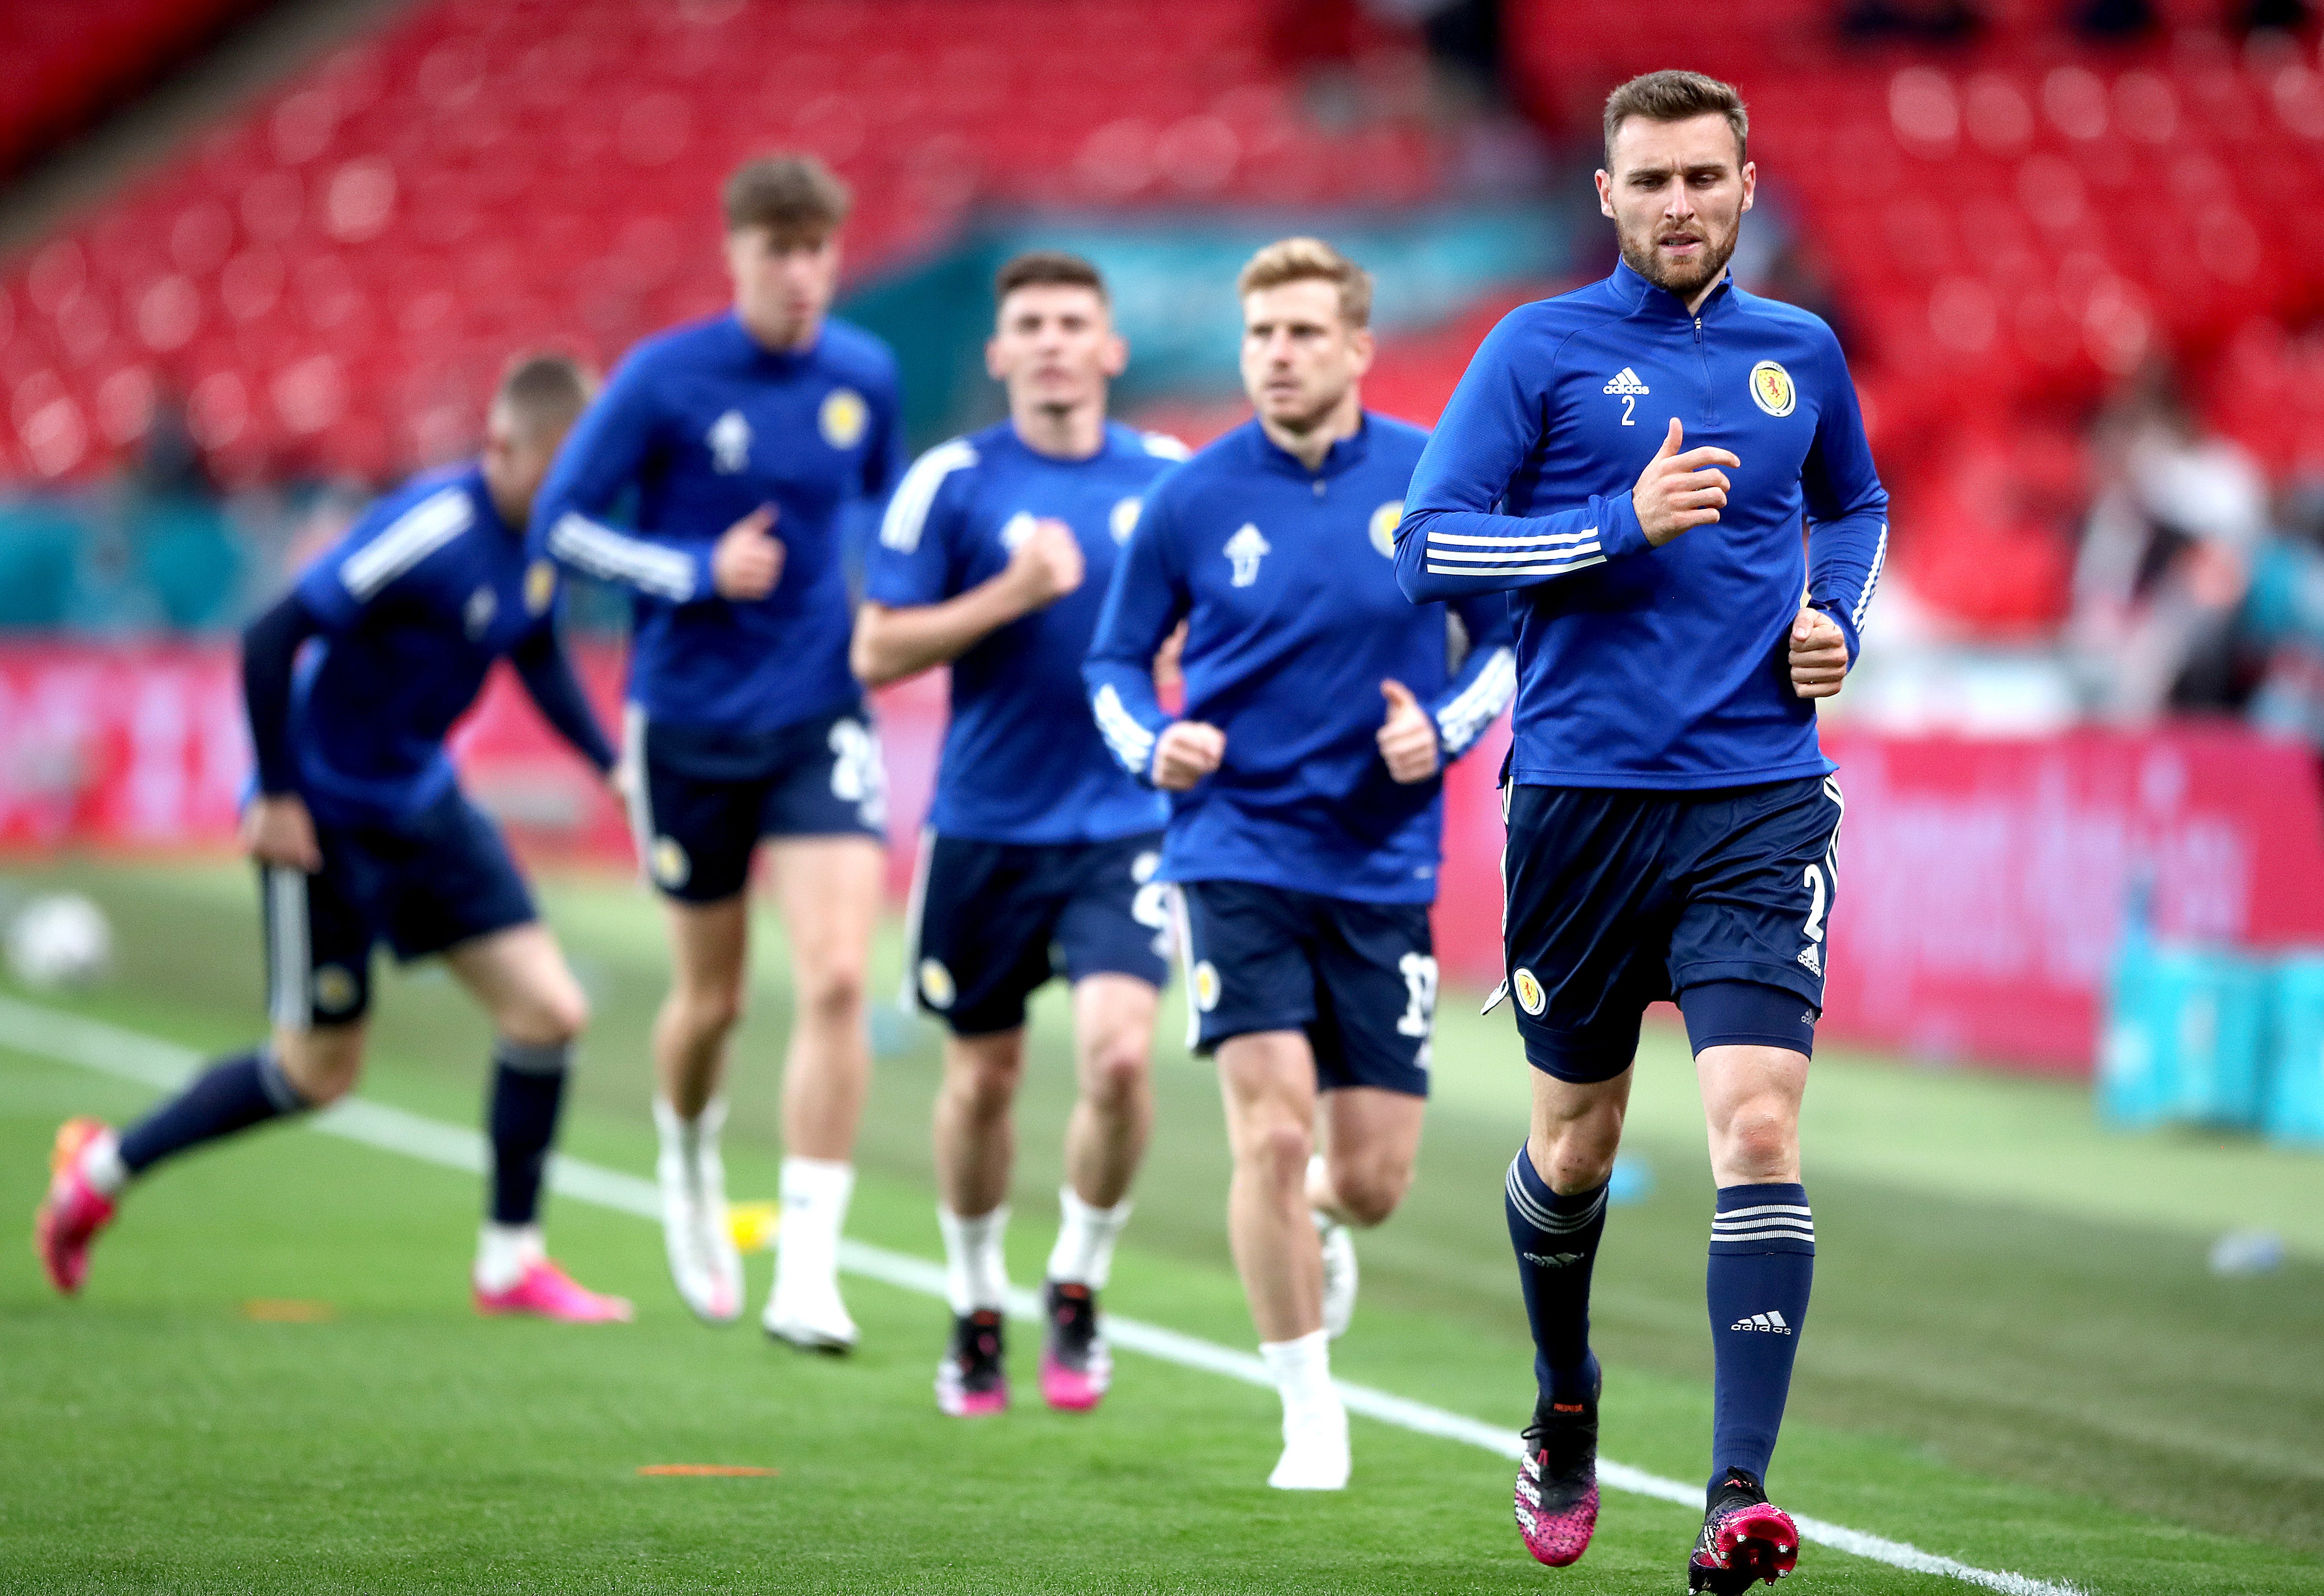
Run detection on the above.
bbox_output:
[1789,607,1849,700]
[1002,517,1084,612]
[712,505,784,600]
[1153,720,1226,791]
[1376,679,1440,784]
[241,792,321,872]
[1633,418,1740,548]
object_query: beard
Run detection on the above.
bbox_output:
[1618,219,1738,301]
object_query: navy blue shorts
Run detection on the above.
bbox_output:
[622,702,887,904]
[1501,775,1844,1083]
[1176,879,1435,1099]
[260,788,536,1030]
[903,830,1171,1035]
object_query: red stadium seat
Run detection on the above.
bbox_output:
[0,0,1443,487]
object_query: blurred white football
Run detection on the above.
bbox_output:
[6,894,114,991]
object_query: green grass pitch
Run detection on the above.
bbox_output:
[0,859,2319,1593]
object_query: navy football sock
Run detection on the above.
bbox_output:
[1706,1182,1815,1491]
[116,1047,307,1177]
[486,1038,571,1226]
[1505,1145,1610,1405]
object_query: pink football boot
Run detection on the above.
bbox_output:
[35,1118,117,1297]
[474,1258,635,1323]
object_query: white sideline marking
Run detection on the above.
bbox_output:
[1,994,2089,1596]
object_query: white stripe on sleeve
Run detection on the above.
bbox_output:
[1425,528,1600,549]
[1426,553,1605,580]
[1852,520,1888,629]
[1435,647,1516,756]
[878,438,979,554]
[1091,683,1157,776]
[340,487,474,600]
[548,514,698,602]
[1424,542,1602,566]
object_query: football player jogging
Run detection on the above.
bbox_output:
[854,252,1185,1418]
[36,355,633,1323]
[1397,72,1887,1589]
[530,156,902,1348]
[1086,239,1517,1490]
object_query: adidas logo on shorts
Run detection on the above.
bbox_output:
[1797,945,1823,977]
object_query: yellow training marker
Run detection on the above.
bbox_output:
[636,1465,778,1478]
[242,1299,335,1323]
[727,1201,779,1254]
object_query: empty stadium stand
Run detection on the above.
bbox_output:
[0,0,1439,485]
[0,0,268,178]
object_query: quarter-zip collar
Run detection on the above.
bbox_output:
[1610,258,1737,325]
[1246,413,1374,482]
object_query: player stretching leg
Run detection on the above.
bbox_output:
[531,156,902,1347]
[36,357,632,1324]
[1398,72,1887,1587]
[854,253,1184,1417]
[1087,240,1516,1488]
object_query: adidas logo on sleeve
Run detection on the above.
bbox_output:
[1729,1310,1794,1334]
[1601,367,1650,395]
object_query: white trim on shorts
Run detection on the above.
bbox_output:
[1169,881,1199,1051]
[264,864,311,1031]
[618,703,654,886]
[896,826,936,1014]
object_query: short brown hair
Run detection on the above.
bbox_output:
[1602,70,1749,169]
[995,250,1108,305]
[1235,237,1373,329]
[494,351,592,438]
[721,153,851,240]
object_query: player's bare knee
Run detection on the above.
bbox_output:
[1082,1036,1150,1107]
[797,957,867,1024]
[1537,1119,1620,1193]
[276,1027,363,1105]
[1331,1158,1409,1227]
[1716,1101,1799,1179]
[501,983,588,1048]
[1245,1119,1314,1186]
[948,1052,1021,1119]
[674,980,745,1039]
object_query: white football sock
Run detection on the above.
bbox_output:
[1259,1328,1338,1425]
[653,1095,726,1165]
[1046,1184,1132,1289]
[937,1203,1011,1314]
[475,1222,544,1292]
[79,1130,127,1198]
[776,1156,854,1288]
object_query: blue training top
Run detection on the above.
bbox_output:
[866,419,1182,846]
[291,462,605,827]
[530,310,903,739]
[1398,261,1888,791]
[1084,413,1518,905]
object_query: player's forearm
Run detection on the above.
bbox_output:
[852,580,1029,687]
[1806,507,1887,662]
[511,634,615,774]
[1081,660,1172,785]
[1428,644,1518,761]
[542,510,713,604]
[240,590,320,795]
[1395,496,1647,602]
